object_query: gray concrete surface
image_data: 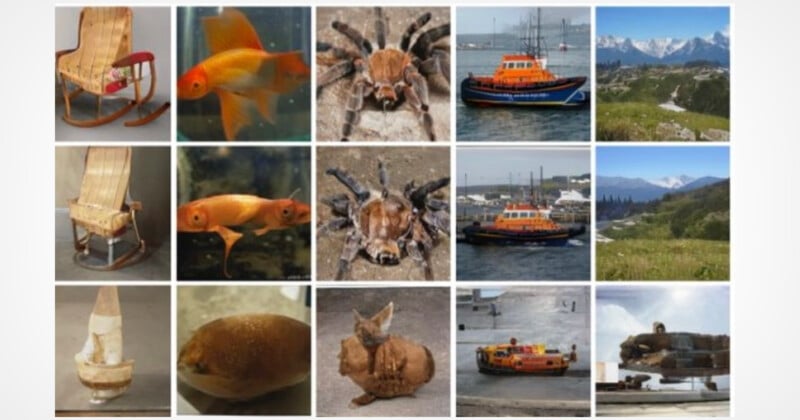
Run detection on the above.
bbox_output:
[55,209,170,281]
[55,7,171,142]
[176,285,310,415]
[316,7,451,142]
[597,401,730,417]
[55,286,170,415]
[597,389,730,404]
[316,147,451,281]
[456,286,591,416]
[316,287,450,417]
[458,396,590,417]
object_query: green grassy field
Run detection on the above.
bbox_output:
[597,238,729,281]
[596,102,730,141]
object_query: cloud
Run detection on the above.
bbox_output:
[596,303,648,362]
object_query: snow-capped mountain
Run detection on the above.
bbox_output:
[597,30,729,65]
[598,175,726,202]
[632,38,687,58]
[647,175,695,189]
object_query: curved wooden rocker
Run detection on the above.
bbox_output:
[56,7,169,128]
[68,147,146,270]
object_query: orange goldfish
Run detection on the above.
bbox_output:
[177,8,310,140]
[177,194,311,278]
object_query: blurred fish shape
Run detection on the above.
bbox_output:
[177,8,310,140]
[177,194,311,278]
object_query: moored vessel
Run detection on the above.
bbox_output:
[462,203,586,246]
[460,9,588,107]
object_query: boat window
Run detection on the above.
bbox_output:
[503,63,510,69]
[527,62,533,68]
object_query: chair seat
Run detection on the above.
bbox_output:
[69,201,131,237]
[60,63,152,95]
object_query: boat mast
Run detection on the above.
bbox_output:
[536,8,541,58]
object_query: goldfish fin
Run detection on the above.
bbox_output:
[253,226,272,236]
[211,225,243,278]
[216,88,251,141]
[202,8,263,55]
[244,89,278,125]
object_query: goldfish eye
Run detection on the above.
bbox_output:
[282,208,290,216]
[193,82,200,89]
[194,362,208,374]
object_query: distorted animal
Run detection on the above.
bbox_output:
[178,313,310,400]
[320,161,449,280]
[177,194,311,278]
[338,302,435,408]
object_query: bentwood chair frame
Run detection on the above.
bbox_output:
[68,147,145,270]
[56,7,169,127]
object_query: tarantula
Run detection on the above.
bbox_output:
[317,7,450,141]
[320,161,449,280]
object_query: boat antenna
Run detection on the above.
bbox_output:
[536,8,541,58]
[540,165,544,207]
[492,17,495,49]
[529,172,534,205]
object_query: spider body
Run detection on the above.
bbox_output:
[317,8,450,141]
[321,161,449,280]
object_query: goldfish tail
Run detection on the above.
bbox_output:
[202,8,263,54]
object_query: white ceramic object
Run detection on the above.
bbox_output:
[75,286,134,404]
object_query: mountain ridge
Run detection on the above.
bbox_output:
[597,31,729,65]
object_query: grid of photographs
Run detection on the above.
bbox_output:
[54,4,731,418]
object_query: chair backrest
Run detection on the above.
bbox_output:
[77,147,132,210]
[59,7,132,94]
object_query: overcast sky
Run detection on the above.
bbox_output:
[457,7,590,35]
[597,285,730,390]
[457,147,590,186]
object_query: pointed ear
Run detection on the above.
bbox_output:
[353,308,366,323]
[372,302,394,334]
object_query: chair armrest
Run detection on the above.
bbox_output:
[129,201,143,211]
[112,51,155,68]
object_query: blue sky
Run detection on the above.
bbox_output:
[597,146,729,179]
[596,285,729,390]
[597,7,729,39]
[458,7,590,35]
[457,147,590,186]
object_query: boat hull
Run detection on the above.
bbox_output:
[460,76,588,107]
[462,223,586,246]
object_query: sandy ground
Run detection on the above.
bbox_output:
[316,288,451,417]
[456,287,591,416]
[316,7,451,142]
[316,147,451,281]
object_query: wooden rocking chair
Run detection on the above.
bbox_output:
[68,147,145,270]
[56,7,170,127]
